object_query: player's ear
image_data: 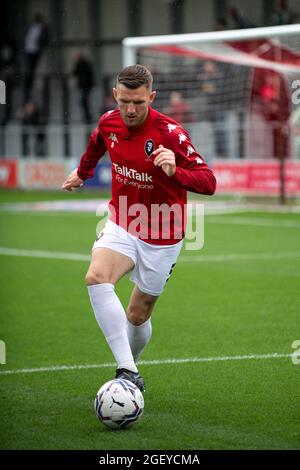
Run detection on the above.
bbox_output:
[149,90,156,103]
[112,88,118,101]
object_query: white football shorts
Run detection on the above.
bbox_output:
[92,219,183,296]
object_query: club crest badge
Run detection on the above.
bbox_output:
[144,139,155,158]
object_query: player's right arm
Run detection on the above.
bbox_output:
[62,168,84,192]
[62,123,107,191]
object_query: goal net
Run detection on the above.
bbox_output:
[123,25,300,167]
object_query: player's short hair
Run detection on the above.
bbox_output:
[117,65,153,90]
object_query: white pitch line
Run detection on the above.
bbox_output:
[0,353,293,376]
[1,247,300,264]
[208,216,300,228]
[179,252,300,263]
[2,207,300,225]
[0,247,90,262]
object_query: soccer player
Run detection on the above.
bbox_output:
[62,65,216,391]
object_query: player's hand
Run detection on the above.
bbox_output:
[152,145,176,177]
[62,169,84,192]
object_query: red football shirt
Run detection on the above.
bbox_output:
[77,107,216,245]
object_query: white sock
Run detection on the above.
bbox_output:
[127,318,152,362]
[88,283,138,373]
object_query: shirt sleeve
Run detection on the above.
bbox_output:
[163,126,216,195]
[77,125,107,180]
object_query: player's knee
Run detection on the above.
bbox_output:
[127,306,145,326]
[127,302,152,326]
[85,269,111,286]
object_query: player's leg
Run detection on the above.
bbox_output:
[127,238,183,362]
[86,247,139,375]
[126,285,158,362]
[86,246,134,285]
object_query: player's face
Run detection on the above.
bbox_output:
[113,84,156,127]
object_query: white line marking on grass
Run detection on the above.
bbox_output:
[208,216,300,228]
[0,353,292,376]
[1,247,300,264]
[2,199,300,215]
[2,212,300,226]
[0,247,90,262]
[0,200,109,213]
[179,252,300,263]
[0,211,97,217]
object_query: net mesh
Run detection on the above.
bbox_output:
[135,34,300,161]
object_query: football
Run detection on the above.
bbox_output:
[95,379,144,429]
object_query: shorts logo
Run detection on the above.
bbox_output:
[144,139,155,158]
[96,232,104,242]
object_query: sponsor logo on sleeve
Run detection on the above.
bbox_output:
[109,132,118,148]
[179,133,187,144]
[187,145,195,156]
[167,124,178,133]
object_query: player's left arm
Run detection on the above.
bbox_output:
[153,129,216,195]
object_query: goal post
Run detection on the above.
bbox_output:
[122,24,300,201]
[123,24,300,65]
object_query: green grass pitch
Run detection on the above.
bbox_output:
[0,190,299,450]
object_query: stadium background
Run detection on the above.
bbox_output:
[0,0,300,452]
[1,0,300,196]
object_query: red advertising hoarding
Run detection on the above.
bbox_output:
[0,160,18,188]
[213,160,300,195]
